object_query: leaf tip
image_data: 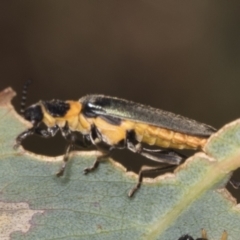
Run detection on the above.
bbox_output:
[0,87,16,106]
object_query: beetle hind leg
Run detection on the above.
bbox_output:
[128,149,184,197]
[128,164,178,197]
[126,130,184,165]
[126,130,186,197]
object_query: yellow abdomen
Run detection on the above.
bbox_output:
[134,122,207,150]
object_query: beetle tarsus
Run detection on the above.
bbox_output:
[129,164,178,197]
[128,183,141,198]
[84,160,99,174]
[56,168,65,177]
[56,143,74,177]
[84,152,110,174]
[13,142,20,150]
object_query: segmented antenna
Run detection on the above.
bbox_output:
[20,80,32,114]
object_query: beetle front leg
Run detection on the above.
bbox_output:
[56,135,93,177]
[35,125,59,138]
[14,125,59,149]
[57,123,93,177]
[14,127,35,149]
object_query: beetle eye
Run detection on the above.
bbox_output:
[24,105,43,124]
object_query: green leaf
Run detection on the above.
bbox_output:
[0,87,239,240]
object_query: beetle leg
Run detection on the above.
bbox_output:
[14,127,35,149]
[56,143,74,177]
[83,150,111,174]
[128,149,184,197]
[14,125,59,149]
[61,122,92,148]
[127,140,184,166]
[128,164,177,197]
[35,125,59,137]
[125,130,185,196]
[83,138,111,174]
[57,122,93,176]
[84,125,112,174]
[56,136,93,177]
[128,165,176,197]
[126,130,184,165]
[140,148,184,165]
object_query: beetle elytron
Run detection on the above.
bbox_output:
[15,81,217,197]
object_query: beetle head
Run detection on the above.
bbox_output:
[23,104,43,125]
[19,80,43,126]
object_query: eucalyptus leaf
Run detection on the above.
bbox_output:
[0,88,239,240]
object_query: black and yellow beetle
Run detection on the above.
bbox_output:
[15,81,216,197]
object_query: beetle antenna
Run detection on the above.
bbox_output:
[20,79,32,114]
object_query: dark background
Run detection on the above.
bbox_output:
[1,1,240,200]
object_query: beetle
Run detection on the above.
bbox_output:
[178,229,227,240]
[15,81,216,197]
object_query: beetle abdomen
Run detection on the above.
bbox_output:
[90,117,208,150]
[134,122,207,150]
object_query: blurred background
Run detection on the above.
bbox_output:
[1,1,240,199]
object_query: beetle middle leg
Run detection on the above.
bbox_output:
[84,125,112,174]
[83,149,111,174]
[56,122,92,176]
[56,143,75,177]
